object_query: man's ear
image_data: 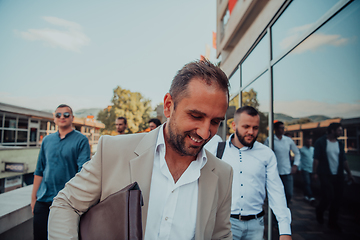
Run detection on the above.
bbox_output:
[163,93,173,118]
[231,120,236,132]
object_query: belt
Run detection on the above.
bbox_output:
[230,210,265,221]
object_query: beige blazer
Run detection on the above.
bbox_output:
[48,128,233,240]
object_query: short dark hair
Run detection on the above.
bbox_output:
[56,104,73,115]
[169,59,229,107]
[117,116,127,125]
[234,106,258,122]
[274,121,284,130]
[148,118,161,127]
[327,122,342,134]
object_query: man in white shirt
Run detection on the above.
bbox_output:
[210,106,292,240]
[264,121,300,205]
[48,59,233,240]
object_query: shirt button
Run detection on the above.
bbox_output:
[241,208,243,211]
[241,196,243,198]
[165,217,168,221]
[241,184,243,186]
[240,171,242,173]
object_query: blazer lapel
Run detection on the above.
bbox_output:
[129,128,159,234]
[195,157,218,240]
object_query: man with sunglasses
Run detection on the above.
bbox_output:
[31,104,90,240]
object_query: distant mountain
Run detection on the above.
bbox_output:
[273,113,330,124]
[74,108,103,119]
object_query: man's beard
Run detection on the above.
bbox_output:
[166,122,208,157]
[235,129,257,148]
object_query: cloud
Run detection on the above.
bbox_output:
[15,16,90,52]
[279,23,349,54]
[273,99,360,119]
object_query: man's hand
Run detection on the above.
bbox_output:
[280,235,292,240]
[312,173,318,181]
[291,165,298,174]
[31,197,36,214]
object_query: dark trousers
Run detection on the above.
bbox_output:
[33,201,52,240]
[316,174,343,226]
[301,170,313,198]
[280,174,293,206]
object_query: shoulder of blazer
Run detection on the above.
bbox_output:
[204,149,232,175]
[99,128,160,155]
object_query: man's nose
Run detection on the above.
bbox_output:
[197,122,211,140]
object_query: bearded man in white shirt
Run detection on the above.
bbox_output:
[209,106,292,240]
[264,121,300,205]
[48,59,233,240]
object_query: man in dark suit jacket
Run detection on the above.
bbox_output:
[313,122,354,232]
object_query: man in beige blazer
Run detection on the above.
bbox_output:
[48,60,233,240]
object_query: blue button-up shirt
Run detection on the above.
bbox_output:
[34,130,90,202]
[299,146,314,173]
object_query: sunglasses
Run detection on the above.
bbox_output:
[55,112,71,118]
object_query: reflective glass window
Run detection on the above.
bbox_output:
[5,116,16,128]
[273,1,360,146]
[17,131,28,142]
[4,130,15,142]
[40,121,48,130]
[229,66,240,100]
[242,33,269,86]
[18,118,28,129]
[272,0,340,60]
[242,71,270,143]
[0,114,3,127]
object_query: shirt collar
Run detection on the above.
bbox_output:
[155,123,207,170]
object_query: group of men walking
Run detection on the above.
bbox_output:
[31,59,354,240]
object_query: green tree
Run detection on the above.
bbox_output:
[97,86,152,135]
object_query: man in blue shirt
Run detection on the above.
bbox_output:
[31,104,90,240]
[299,137,315,202]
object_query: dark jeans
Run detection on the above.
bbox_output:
[301,170,313,198]
[33,201,52,240]
[316,174,343,226]
[280,174,293,206]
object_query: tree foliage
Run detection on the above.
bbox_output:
[97,86,152,135]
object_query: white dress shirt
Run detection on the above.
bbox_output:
[144,124,207,240]
[326,139,340,175]
[264,135,300,175]
[209,135,292,235]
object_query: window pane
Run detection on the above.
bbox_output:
[4,130,15,142]
[5,116,16,128]
[40,121,48,130]
[18,118,28,129]
[0,114,3,127]
[242,71,270,143]
[273,1,360,148]
[30,128,37,142]
[242,33,269,86]
[271,0,340,60]
[17,131,28,142]
[229,66,240,100]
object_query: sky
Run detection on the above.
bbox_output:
[0,0,217,112]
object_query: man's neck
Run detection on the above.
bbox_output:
[58,127,73,139]
[327,134,337,142]
[275,133,282,140]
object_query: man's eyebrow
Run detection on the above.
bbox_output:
[188,110,225,121]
